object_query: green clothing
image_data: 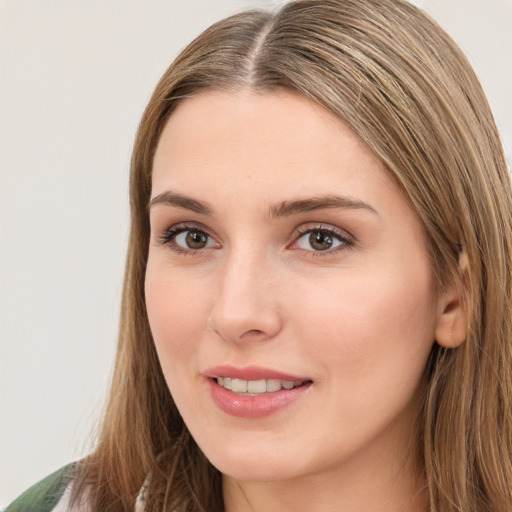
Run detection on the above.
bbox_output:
[5,464,77,512]
[5,463,147,512]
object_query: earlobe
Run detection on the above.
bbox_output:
[435,252,469,349]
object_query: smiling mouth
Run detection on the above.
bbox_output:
[215,377,309,396]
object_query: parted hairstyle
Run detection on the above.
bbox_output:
[73,1,512,510]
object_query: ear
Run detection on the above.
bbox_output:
[434,252,468,349]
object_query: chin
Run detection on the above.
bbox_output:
[202,442,303,483]
[217,462,298,483]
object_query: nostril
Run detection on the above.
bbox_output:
[239,329,267,340]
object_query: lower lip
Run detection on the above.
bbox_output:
[207,378,312,418]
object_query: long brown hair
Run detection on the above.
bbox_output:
[73,1,512,510]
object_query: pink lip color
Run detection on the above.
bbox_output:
[204,365,306,381]
[203,366,312,418]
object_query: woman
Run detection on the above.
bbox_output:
[7,0,512,511]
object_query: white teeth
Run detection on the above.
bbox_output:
[247,379,266,393]
[216,377,304,394]
[266,379,281,392]
[231,379,248,393]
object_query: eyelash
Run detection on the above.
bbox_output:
[292,224,355,256]
[157,222,355,256]
[157,223,215,255]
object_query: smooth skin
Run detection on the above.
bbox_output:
[145,90,466,512]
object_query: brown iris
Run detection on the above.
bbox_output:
[185,231,209,249]
[309,231,333,251]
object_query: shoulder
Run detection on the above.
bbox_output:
[5,463,80,512]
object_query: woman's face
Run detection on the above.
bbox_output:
[145,90,442,484]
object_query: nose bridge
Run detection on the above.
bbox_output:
[208,243,282,342]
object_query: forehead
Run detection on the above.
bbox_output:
[152,90,392,200]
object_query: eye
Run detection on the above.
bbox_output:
[174,230,213,250]
[158,224,219,253]
[294,227,353,253]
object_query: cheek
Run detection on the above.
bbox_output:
[292,265,437,387]
[145,264,209,373]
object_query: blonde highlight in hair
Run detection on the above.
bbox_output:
[73,1,512,510]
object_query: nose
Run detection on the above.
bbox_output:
[208,249,283,343]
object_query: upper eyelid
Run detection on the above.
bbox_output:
[292,223,354,241]
[156,222,216,245]
[159,221,214,236]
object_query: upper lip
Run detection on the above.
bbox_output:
[203,365,310,382]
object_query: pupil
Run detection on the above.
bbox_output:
[186,231,207,249]
[309,231,332,251]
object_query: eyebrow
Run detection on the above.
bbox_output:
[268,195,378,218]
[148,191,214,215]
[148,191,378,217]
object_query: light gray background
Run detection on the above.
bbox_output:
[1,0,511,506]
